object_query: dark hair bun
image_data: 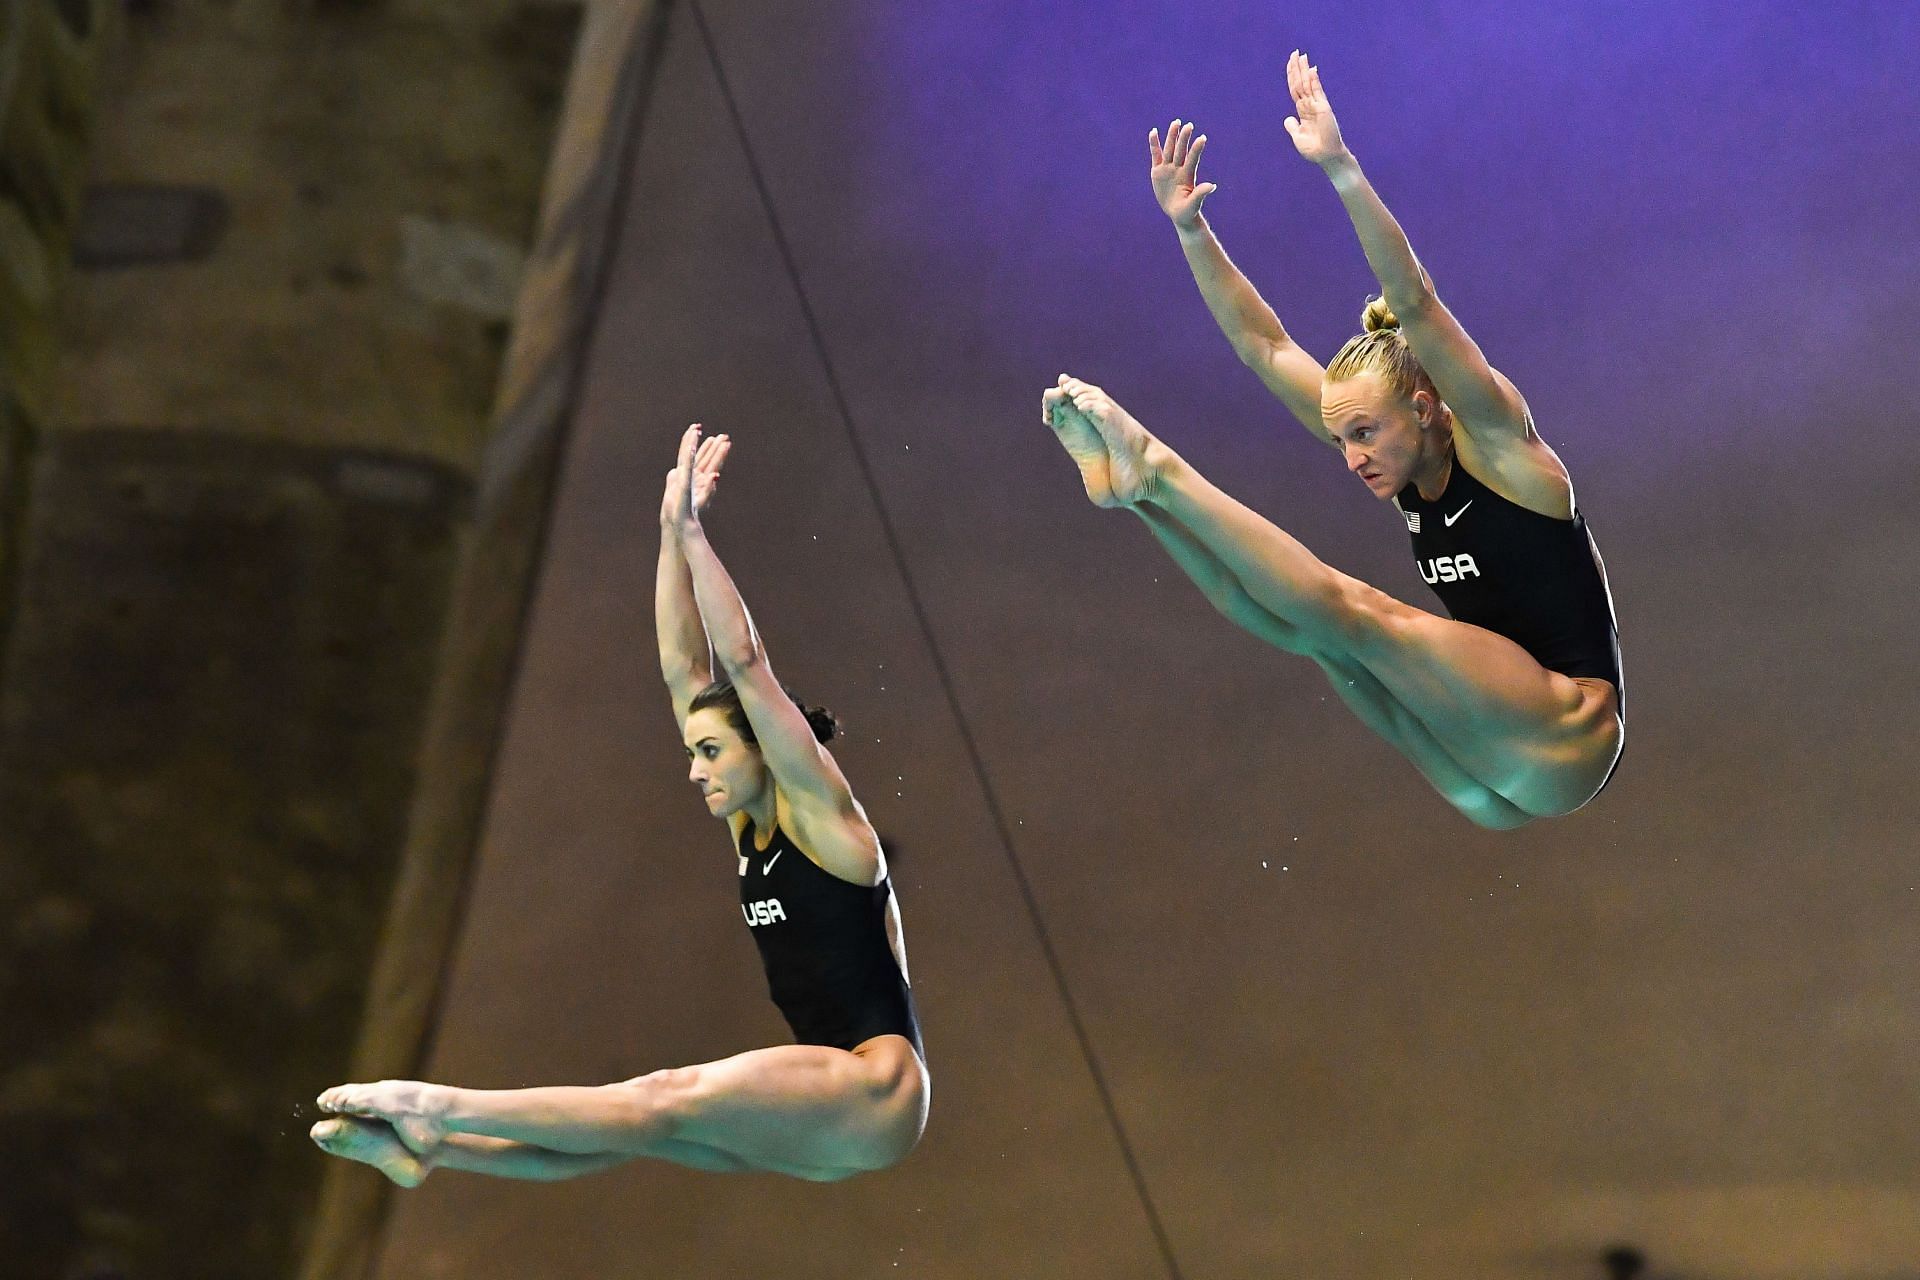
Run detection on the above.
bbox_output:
[1362,295,1400,332]
[800,703,840,743]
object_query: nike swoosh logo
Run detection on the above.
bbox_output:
[762,850,783,875]
[1444,501,1473,527]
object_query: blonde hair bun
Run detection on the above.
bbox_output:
[1362,295,1400,332]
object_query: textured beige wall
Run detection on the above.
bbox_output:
[3,3,581,1277]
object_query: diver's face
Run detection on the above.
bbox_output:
[684,708,766,818]
[1322,372,1430,500]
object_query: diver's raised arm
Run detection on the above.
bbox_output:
[665,426,859,822]
[1286,51,1530,439]
[1150,120,1332,443]
[656,431,729,722]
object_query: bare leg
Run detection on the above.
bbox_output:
[312,1115,642,1183]
[1059,377,1619,816]
[438,1132,754,1177]
[1134,504,1532,829]
[428,1134,640,1179]
[1132,503,1311,654]
[318,1035,927,1182]
[312,1115,752,1183]
[427,1132,752,1177]
[1314,655,1536,830]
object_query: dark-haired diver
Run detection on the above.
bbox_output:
[312,425,926,1184]
[1046,51,1620,829]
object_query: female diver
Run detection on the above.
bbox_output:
[312,425,927,1183]
[1045,51,1621,829]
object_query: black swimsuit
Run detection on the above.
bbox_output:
[736,818,922,1056]
[1396,456,1623,711]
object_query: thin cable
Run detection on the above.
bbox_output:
[686,5,1183,1276]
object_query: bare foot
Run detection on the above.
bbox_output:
[311,1115,431,1188]
[318,1080,449,1155]
[1043,384,1118,507]
[1058,376,1165,506]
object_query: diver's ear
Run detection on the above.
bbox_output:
[1412,389,1435,429]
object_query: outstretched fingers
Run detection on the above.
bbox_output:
[666,424,703,526]
[1282,48,1313,104]
[1287,50,1317,111]
[695,432,731,481]
[688,431,730,514]
[1159,118,1190,166]
[1287,50,1329,114]
[1281,50,1342,161]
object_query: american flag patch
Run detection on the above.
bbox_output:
[1404,510,1421,533]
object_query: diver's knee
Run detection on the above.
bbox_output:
[1452,785,1536,831]
[794,1164,865,1183]
[1332,579,1421,654]
[623,1064,710,1132]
